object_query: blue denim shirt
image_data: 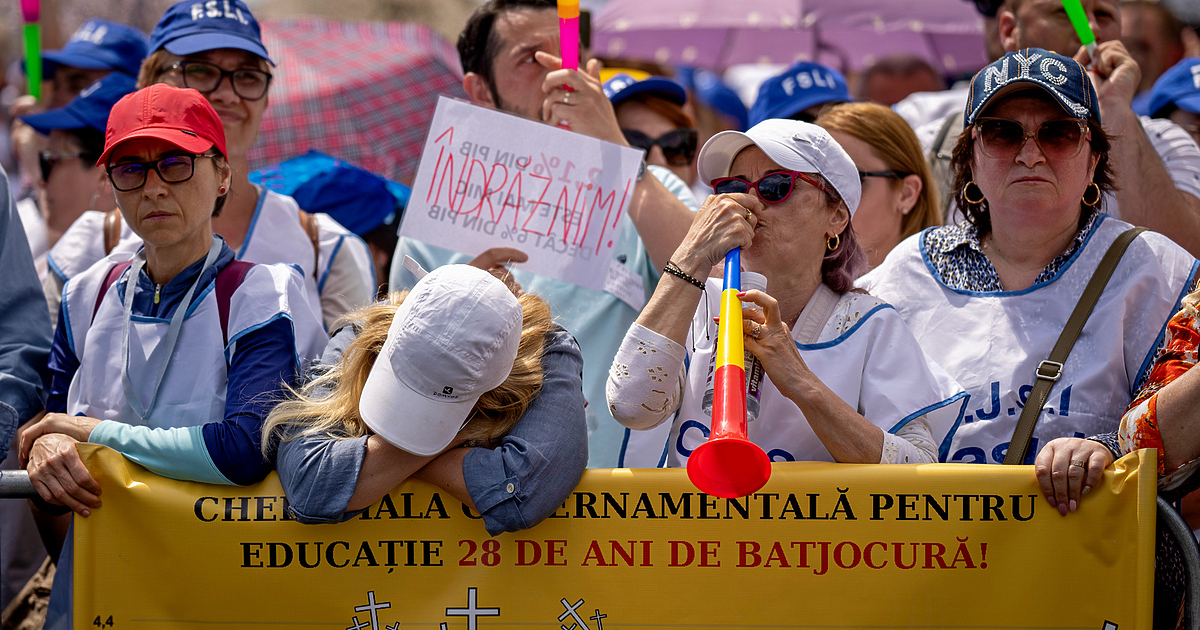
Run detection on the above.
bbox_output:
[276,325,587,536]
[0,167,51,450]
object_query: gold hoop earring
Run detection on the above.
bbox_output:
[963,180,986,205]
[1081,182,1101,207]
[826,233,840,252]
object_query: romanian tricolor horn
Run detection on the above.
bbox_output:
[686,248,772,498]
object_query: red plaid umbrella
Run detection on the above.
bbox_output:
[248,18,466,185]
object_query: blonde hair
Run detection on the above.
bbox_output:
[816,102,941,241]
[137,49,181,89]
[262,291,555,457]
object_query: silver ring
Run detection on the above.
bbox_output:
[751,323,762,339]
[563,91,571,105]
[558,118,569,127]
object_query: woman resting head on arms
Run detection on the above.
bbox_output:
[265,264,588,535]
[607,118,966,468]
[19,84,327,630]
[860,48,1196,467]
[815,102,940,270]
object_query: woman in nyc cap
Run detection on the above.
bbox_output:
[607,118,966,468]
[264,264,587,536]
[20,84,327,630]
[60,0,378,330]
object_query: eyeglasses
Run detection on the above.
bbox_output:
[712,170,829,204]
[39,151,94,182]
[858,169,910,182]
[107,153,215,192]
[163,61,273,101]
[974,117,1089,160]
[622,128,698,167]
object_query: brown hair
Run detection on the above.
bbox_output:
[619,94,695,129]
[262,291,555,456]
[817,102,942,242]
[814,175,868,292]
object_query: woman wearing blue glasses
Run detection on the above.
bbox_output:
[606,118,966,468]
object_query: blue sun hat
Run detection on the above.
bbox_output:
[250,150,409,236]
[749,61,851,127]
[602,70,687,106]
[1146,57,1200,118]
[149,0,273,63]
[21,73,138,136]
[40,19,148,78]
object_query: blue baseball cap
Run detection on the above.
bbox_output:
[250,150,409,236]
[602,71,687,106]
[748,62,851,127]
[20,73,138,136]
[1147,58,1200,118]
[678,66,749,131]
[149,0,273,64]
[965,48,1099,126]
[41,20,148,78]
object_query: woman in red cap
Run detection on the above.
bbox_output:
[18,84,327,630]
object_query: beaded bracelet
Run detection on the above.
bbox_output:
[663,261,705,290]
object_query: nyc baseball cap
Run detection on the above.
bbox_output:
[696,118,861,216]
[748,61,851,127]
[602,70,688,106]
[97,84,228,166]
[41,19,149,77]
[22,73,137,136]
[1147,58,1200,118]
[359,265,523,456]
[149,0,273,63]
[965,48,1099,126]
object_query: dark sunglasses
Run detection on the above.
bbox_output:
[163,61,273,101]
[107,152,216,192]
[712,170,829,204]
[622,128,698,166]
[858,169,910,182]
[39,151,95,182]
[974,117,1089,160]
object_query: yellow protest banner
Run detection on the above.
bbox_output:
[74,444,1155,629]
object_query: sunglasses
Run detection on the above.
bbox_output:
[974,117,1089,160]
[107,152,216,192]
[622,128,698,167]
[712,170,829,204]
[163,61,273,101]
[39,151,95,182]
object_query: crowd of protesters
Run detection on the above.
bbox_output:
[3,0,1200,627]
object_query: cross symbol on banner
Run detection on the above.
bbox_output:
[346,617,370,630]
[558,598,589,630]
[590,609,607,630]
[446,587,500,630]
[355,591,392,630]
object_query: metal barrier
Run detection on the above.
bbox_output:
[1159,495,1200,630]
[0,469,36,499]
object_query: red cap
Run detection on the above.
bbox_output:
[96,84,227,166]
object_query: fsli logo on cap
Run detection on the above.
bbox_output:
[189,0,250,25]
[71,22,109,45]
[780,67,840,97]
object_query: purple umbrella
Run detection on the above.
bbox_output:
[593,0,988,75]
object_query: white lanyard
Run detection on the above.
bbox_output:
[119,237,222,421]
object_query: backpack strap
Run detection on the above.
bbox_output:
[216,260,256,346]
[297,210,320,281]
[92,261,132,323]
[103,209,123,256]
[928,111,964,222]
[1002,227,1148,465]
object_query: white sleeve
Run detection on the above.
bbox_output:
[606,322,688,430]
[1142,116,1200,200]
[879,417,939,464]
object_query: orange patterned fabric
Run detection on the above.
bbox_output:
[1119,302,1200,478]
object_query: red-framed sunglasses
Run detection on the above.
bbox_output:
[711,170,829,204]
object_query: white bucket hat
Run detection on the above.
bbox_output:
[696,118,861,217]
[358,265,523,456]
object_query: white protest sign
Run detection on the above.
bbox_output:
[400,96,644,294]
